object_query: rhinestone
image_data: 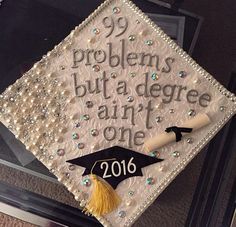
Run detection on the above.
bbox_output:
[92,65,100,72]
[146,177,155,185]
[130,72,136,77]
[49,155,54,160]
[75,122,81,128]
[173,151,180,157]
[118,211,126,218]
[72,133,79,140]
[60,65,65,70]
[188,109,196,116]
[80,200,86,207]
[187,138,193,144]
[128,190,134,196]
[92,28,100,35]
[127,96,134,102]
[156,116,162,123]
[82,178,91,187]
[219,106,225,112]
[149,151,160,158]
[159,165,165,172]
[128,35,136,41]
[145,40,153,46]
[69,164,76,171]
[9,97,15,102]
[151,72,158,80]
[82,114,90,121]
[136,19,140,24]
[112,7,120,14]
[57,149,65,156]
[65,173,70,178]
[111,72,117,79]
[86,101,93,108]
[178,71,187,78]
[78,143,85,149]
[50,169,55,173]
[91,129,99,136]
[169,109,174,113]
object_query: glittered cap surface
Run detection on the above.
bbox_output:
[67,146,163,188]
[0,0,235,226]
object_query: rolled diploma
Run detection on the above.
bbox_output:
[144,113,211,152]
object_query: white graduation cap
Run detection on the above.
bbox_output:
[0,0,235,226]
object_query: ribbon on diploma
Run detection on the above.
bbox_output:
[165,126,193,142]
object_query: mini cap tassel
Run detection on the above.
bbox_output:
[85,174,121,216]
[84,158,121,217]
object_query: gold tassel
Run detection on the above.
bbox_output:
[85,174,121,217]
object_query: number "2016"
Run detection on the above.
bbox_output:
[100,157,136,178]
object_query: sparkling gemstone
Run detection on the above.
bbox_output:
[60,65,65,70]
[82,178,91,187]
[57,148,65,156]
[151,72,158,80]
[127,96,134,102]
[78,143,85,149]
[187,138,193,144]
[219,106,225,112]
[72,133,79,140]
[69,164,76,171]
[50,169,55,173]
[75,122,81,128]
[82,114,90,121]
[173,151,180,157]
[149,151,160,158]
[169,109,174,113]
[118,210,126,218]
[188,109,196,116]
[92,65,100,72]
[146,177,155,185]
[111,72,117,79]
[91,129,99,136]
[112,7,120,14]
[130,72,136,77]
[80,200,86,207]
[9,97,15,102]
[128,35,136,41]
[49,155,54,160]
[156,116,162,123]
[128,190,134,196]
[92,28,100,35]
[178,71,187,78]
[86,101,93,108]
[145,40,153,46]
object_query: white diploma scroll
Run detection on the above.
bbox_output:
[144,113,211,152]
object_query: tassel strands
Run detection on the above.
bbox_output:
[84,174,121,216]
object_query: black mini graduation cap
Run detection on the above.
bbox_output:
[67,146,163,189]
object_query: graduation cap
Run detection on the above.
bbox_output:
[0,0,235,225]
[67,146,163,189]
[67,146,163,216]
